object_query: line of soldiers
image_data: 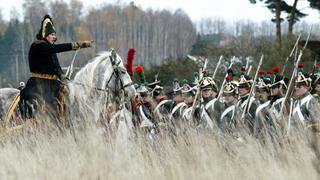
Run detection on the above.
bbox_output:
[133,63,320,138]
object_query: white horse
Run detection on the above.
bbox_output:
[0,50,136,135]
[67,50,136,131]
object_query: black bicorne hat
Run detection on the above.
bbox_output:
[36,14,56,40]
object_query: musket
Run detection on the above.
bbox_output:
[190,58,208,119]
[279,26,312,116]
[212,55,223,79]
[217,57,235,100]
[281,34,302,75]
[247,65,252,76]
[286,98,293,136]
[245,57,249,72]
[311,57,318,77]
[66,49,79,79]
[241,55,264,120]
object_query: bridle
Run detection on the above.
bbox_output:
[105,52,133,97]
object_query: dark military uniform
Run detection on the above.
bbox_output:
[21,40,73,115]
[19,15,76,121]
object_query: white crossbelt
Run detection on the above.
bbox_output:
[292,94,313,123]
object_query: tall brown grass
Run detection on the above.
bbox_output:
[0,120,318,180]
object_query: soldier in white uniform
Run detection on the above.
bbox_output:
[292,68,320,132]
[220,76,238,133]
[269,66,288,121]
[254,70,274,138]
[181,84,197,123]
[170,79,188,120]
[235,67,258,134]
[197,76,221,129]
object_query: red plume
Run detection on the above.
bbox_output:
[273,66,280,73]
[126,48,135,76]
[226,75,232,81]
[202,70,208,74]
[297,64,304,68]
[266,70,273,75]
[240,66,246,72]
[135,65,143,73]
[258,70,265,75]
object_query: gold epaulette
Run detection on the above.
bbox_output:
[33,40,46,44]
[31,73,58,80]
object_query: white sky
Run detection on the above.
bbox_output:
[0,0,319,23]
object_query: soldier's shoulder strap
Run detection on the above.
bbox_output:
[139,105,154,128]
[171,102,187,115]
[292,95,313,123]
[221,104,235,121]
[205,98,217,110]
[272,97,285,108]
[154,99,172,113]
[301,94,313,107]
[182,106,193,120]
[241,96,255,109]
[255,100,270,118]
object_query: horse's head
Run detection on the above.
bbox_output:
[103,49,136,99]
[72,49,136,100]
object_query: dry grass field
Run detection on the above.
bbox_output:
[0,121,319,180]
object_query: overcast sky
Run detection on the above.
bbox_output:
[1,0,319,23]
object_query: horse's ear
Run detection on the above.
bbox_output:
[126,48,135,77]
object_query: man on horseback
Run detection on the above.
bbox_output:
[20,14,92,123]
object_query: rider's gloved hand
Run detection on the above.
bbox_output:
[72,40,93,50]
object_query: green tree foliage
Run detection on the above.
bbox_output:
[308,0,320,11]
[0,20,22,80]
[249,0,307,44]
[140,58,198,87]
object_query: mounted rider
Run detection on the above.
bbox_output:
[20,14,92,124]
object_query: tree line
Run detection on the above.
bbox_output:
[0,0,319,87]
